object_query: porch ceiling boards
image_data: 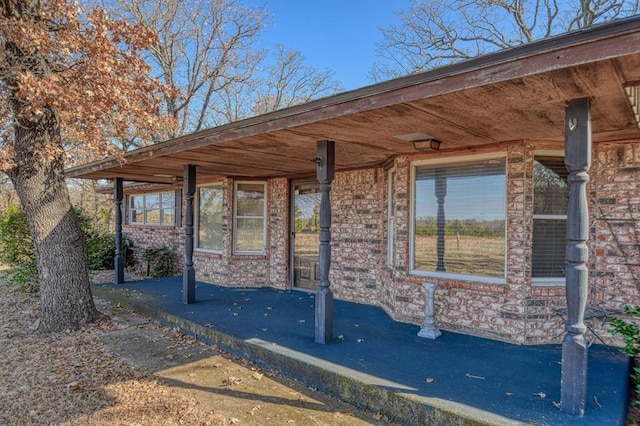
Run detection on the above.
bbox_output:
[67,17,640,184]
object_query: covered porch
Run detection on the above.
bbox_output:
[92,276,629,425]
[67,16,640,419]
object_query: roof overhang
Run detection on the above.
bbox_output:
[67,16,640,184]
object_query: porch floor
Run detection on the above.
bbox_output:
[92,277,630,425]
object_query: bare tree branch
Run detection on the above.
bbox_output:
[371,0,638,81]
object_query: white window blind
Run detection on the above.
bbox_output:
[532,157,569,279]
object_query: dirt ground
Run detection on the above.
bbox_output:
[0,272,391,426]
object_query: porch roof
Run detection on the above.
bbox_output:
[67,16,640,185]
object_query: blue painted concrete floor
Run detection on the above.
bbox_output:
[93,277,630,425]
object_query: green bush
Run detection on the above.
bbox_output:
[0,204,122,292]
[610,305,640,406]
[141,246,175,278]
[0,204,39,291]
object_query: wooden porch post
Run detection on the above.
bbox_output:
[114,177,124,284]
[183,164,196,304]
[315,140,335,344]
[561,98,591,416]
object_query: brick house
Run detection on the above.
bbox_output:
[69,17,640,348]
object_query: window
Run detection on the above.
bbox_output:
[387,169,395,267]
[197,185,223,252]
[532,156,569,281]
[234,182,266,253]
[412,157,506,281]
[130,191,176,225]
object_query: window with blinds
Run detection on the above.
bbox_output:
[532,156,569,280]
[412,158,506,279]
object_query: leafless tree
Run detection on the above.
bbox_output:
[108,0,343,137]
[110,0,269,137]
[372,0,640,80]
[251,45,343,116]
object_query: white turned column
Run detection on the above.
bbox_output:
[418,282,442,339]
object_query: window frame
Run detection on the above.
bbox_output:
[409,153,507,285]
[195,183,224,254]
[129,190,177,226]
[532,150,567,287]
[233,180,267,255]
[387,168,395,267]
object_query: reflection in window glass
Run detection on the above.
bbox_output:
[198,186,223,251]
[129,191,176,226]
[533,157,568,278]
[413,160,506,278]
[234,182,266,253]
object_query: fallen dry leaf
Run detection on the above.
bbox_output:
[425,378,436,383]
[533,392,546,398]
[252,372,264,381]
[465,373,485,380]
[553,401,562,409]
[248,405,261,415]
[356,338,365,343]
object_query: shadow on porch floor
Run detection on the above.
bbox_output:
[92,277,629,426]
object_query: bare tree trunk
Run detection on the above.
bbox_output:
[8,106,102,333]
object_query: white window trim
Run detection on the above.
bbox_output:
[233,181,267,255]
[532,151,566,286]
[387,168,395,267]
[409,153,507,285]
[195,183,224,254]
[129,191,176,226]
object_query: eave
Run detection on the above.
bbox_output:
[66,15,640,184]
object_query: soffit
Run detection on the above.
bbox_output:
[67,18,640,184]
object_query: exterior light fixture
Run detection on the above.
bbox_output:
[394,132,442,151]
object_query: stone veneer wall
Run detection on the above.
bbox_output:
[120,140,640,344]
[330,168,386,304]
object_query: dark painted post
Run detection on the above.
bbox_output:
[435,172,447,272]
[183,164,196,304]
[114,177,125,284]
[315,140,335,344]
[561,98,591,416]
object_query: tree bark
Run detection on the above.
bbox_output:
[7,107,103,333]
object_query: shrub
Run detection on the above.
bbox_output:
[0,204,122,292]
[0,204,38,291]
[610,305,640,406]
[141,246,175,278]
[75,207,122,270]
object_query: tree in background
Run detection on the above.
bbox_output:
[371,0,640,80]
[109,0,342,135]
[250,45,342,116]
[0,0,174,332]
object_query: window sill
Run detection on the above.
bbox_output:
[532,278,565,287]
[409,269,506,285]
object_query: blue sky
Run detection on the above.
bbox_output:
[252,0,411,91]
